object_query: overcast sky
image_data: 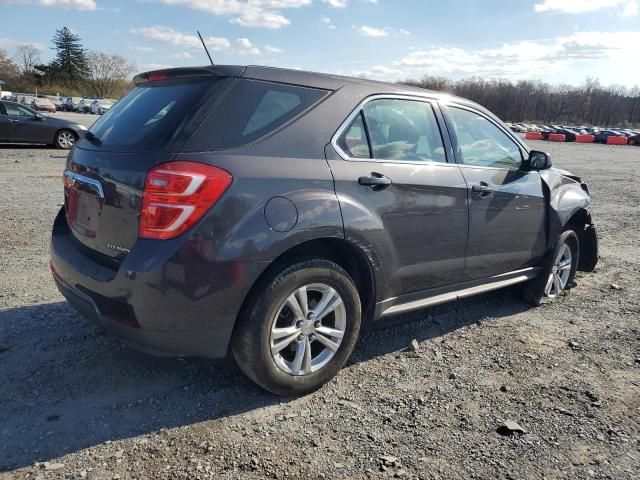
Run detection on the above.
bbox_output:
[1,0,639,87]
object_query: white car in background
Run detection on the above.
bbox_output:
[78,98,95,113]
[64,97,82,111]
[90,99,115,115]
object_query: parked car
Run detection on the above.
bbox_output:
[49,65,598,396]
[31,97,57,113]
[629,133,639,146]
[20,95,35,106]
[45,95,65,111]
[64,97,82,111]
[0,100,88,148]
[90,99,115,115]
[554,128,577,142]
[509,123,527,133]
[594,130,623,144]
[78,98,98,113]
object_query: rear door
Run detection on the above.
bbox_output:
[441,104,546,279]
[327,96,468,298]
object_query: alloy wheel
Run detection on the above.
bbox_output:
[544,243,572,298]
[269,283,346,376]
[58,131,75,149]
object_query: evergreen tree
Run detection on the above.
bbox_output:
[50,27,89,83]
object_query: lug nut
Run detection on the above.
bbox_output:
[314,321,321,328]
[309,334,315,341]
[297,334,304,342]
[307,312,315,320]
[296,321,303,328]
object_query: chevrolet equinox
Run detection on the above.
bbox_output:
[50,66,598,395]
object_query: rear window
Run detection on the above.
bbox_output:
[84,77,231,152]
[184,79,328,151]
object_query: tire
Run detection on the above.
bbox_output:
[630,138,637,146]
[55,129,77,150]
[521,230,579,306]
[231,259,362,396]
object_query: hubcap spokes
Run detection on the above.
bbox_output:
[59,132,74,148]
[270,283,346,376]
[544,243,572,298]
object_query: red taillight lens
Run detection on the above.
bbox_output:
[139,161,232,240]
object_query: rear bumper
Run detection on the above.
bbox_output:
[52,270,224,357]
[50,208,268,358]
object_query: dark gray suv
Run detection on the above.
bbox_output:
[50,65,598,395]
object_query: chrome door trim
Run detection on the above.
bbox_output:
[330,93,450,166]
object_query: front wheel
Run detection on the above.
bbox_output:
[55,130,77,150]
[231,259,362,396]
[521,230,579,306]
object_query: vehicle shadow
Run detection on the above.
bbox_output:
[0,144,59,150]
[0,289,530,471]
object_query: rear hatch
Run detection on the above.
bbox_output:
[64,69,238,264]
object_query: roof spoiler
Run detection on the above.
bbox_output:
[133,66,247,86]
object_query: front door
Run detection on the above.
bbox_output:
[327,97,469,299]
[442,104,547,279]
[3,103,52,143]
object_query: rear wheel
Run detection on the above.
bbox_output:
[55,129,77,149]
[231,259,361,396]
[521,230,579,306]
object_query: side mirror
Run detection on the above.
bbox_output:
[526,150,552,171]
[34,113,44,121]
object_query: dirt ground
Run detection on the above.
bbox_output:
[0,139,639,480]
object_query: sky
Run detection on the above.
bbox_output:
[1,0,640,88]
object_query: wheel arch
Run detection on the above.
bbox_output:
[234,237,377,331]
[564,207,598,272]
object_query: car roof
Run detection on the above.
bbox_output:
[136,64,486,112]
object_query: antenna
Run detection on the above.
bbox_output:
[197,31,214,65]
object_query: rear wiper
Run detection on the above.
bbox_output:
[85,131,102,146]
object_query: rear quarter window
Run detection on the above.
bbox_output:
[184,79,328,152]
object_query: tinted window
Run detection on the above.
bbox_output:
[186,79,327,151]
[86,78,230,152]
[337,112,370,158]
[447,107,522,170]
[5,103,35,117]
[362,99,446,162]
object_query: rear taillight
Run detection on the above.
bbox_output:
[139,161,232,240]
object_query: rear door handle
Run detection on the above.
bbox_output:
[358,173,392,189]
[471,183,494,196]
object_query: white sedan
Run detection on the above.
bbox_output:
[90,99,115,115]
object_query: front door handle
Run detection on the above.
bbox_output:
[471,182,494,197]
[358,173,392,189]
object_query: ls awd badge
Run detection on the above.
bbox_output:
[107,243,131,254]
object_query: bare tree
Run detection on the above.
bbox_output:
[86,51,135,98]
[401,75,640,127]
[15,44,41,74]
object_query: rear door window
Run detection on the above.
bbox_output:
[185,79,328,151]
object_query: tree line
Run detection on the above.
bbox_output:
[0,27,135,99]
[402,76,640,127]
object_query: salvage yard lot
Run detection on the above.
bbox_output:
[0,141,638,479]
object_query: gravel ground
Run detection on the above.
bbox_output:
[0,140,639,480]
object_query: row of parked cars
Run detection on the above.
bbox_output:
[4,93,115,116]
[506,122,640,145]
